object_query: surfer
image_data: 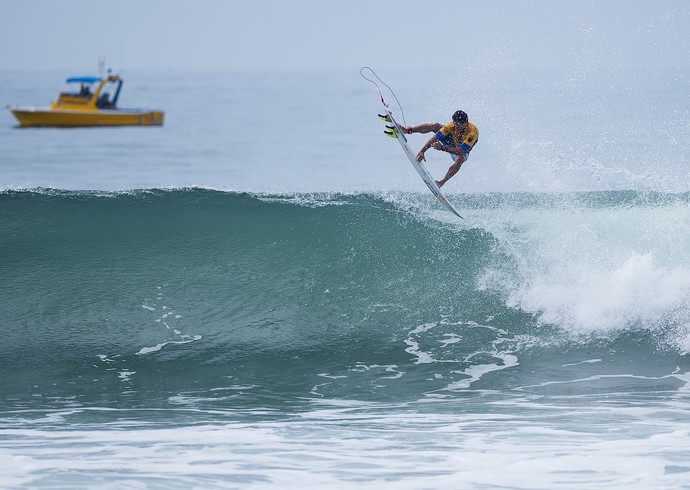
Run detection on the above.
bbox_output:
[399,110,479,188]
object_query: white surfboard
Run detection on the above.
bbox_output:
[382,107,464,219]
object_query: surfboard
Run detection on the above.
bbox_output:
[380,107,464,219]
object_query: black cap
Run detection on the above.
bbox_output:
[452,110,468,124]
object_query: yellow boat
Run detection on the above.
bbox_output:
[10,74,164,127]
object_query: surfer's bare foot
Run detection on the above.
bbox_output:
[435,180,444,188]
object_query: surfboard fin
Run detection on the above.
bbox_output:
[384,128,398,138]
[378,113,392,122]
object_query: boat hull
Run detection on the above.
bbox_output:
[11,108,164,127]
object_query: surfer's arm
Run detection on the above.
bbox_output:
[406,122,442,134]
[416,135,439,162]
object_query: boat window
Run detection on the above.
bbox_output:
[97,80,120,108]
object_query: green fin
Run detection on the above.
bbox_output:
[384,129,398,138]
[378,113,392,122]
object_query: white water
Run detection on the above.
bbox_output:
[3,388,690,489]
[475,198,690,348]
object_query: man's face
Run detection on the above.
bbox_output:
[455,121,467,132]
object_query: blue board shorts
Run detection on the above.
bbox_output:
[436,130,471,161]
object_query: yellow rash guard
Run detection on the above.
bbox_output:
[436,121,479,156]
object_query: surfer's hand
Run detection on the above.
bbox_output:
[416,150,426,162]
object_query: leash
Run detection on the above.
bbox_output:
[360,66,407,127]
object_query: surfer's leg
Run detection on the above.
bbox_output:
[436,154,466,188]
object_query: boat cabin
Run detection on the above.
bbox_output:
[51,75,124,111]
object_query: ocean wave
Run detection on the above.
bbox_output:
[2,188,689,371]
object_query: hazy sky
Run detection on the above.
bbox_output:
[2,0,690,73]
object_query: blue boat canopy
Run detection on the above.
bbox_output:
[66,76,102,84]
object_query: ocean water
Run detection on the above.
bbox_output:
[2,69,690,488]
